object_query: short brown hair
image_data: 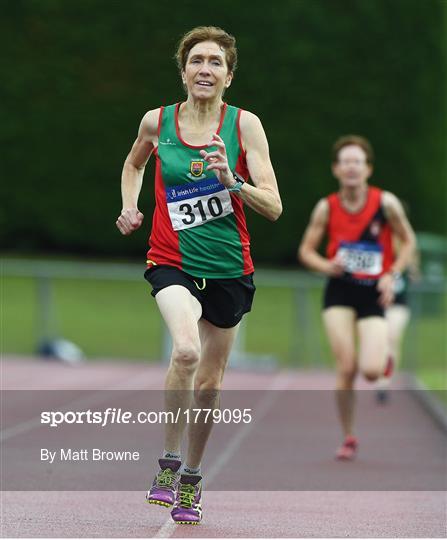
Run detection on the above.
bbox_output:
[332,135,374,164]
[175,26,238,74]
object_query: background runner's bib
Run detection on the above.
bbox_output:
[337,241,383,276]
[166,177,233,231]
[326,186,393,281]
[146,103,253,279]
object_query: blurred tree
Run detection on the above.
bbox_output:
[1,0,445,263]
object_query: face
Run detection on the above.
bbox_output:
[182,40,233,100]
[332,144,372,189]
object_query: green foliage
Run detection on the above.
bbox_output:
[2,0,446,262]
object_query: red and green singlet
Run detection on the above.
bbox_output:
[146,103,253,279]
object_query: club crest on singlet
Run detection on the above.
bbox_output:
[165,177,234,231]
[337,241,383,276]
[369,220,381,237]
[187,159,207,180]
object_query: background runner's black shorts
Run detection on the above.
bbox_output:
[144,265,256,329]
[323,277,384,319]
[393,290,408,306]
[392,273,409,307]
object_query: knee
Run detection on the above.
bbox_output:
[336,363,357,388]
[361,368,382,382]
[171,344,200,374]
[194,378,221,407]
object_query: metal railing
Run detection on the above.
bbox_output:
[2,258,446,370]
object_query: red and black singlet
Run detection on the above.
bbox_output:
[326,186,393,282]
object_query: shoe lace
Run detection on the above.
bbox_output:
[178,483,196,508]
[156,468,176,488]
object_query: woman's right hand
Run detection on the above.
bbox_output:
[326,258,345,277]
[116,208,144,235]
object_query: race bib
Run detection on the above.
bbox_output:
[166,177,234,231]
[337,241,383,275]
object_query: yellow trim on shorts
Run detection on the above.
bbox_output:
[193,278,206,291]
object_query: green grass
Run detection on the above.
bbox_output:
[2,275,445,391]
[2,276,36,353]
[245,286,295,362]
[2,277,162,359]
[416,369,447,391]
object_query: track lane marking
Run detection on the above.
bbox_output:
[153,372,289,538]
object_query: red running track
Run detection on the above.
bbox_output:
[1,356,446,538]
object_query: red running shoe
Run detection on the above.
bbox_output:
[336,435,358,461]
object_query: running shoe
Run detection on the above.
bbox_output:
[171,474,203,525]
[376,388,389,404]
[146,458,181,508]
[335,435,358,461]
[383,355,394,378]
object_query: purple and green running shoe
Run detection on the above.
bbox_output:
[171,474,203,525]
[146,459,181,508]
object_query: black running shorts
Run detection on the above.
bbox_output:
[144,265,256,329]
[393,290,408,306]
[323,277,384,319]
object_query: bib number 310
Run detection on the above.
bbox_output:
[166,177,234,231]
[179,197,224,226]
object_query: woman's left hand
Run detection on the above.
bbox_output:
[200,133,235,188]
[377,273,395,308]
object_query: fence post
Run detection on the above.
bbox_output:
[36,276,56,349]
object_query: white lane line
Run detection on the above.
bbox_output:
[153,372,289,538]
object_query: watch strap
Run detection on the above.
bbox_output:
[227,172,245,193]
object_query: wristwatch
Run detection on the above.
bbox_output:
[391,271,402,281]
[227,172,245,193]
